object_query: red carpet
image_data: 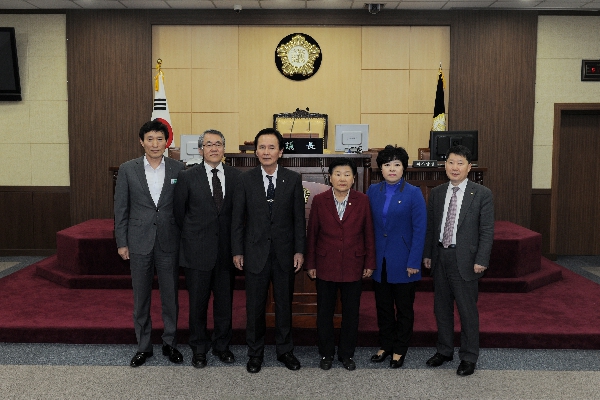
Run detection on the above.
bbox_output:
[1,256,600,349]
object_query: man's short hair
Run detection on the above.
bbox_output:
[198,129,226,149]
[139,119,169,141]
[254,128,284,150]
[446,145,472,164]
[328,157,357,177]
[376,145,409,170]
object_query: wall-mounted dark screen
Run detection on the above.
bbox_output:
[0,27,22,101]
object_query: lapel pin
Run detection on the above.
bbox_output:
[348,203,351,206]
[398,200,402,203]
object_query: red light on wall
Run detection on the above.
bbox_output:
[582,60,600,81]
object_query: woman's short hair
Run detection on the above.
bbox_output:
[328,157,357,176]
[376,145,409,170]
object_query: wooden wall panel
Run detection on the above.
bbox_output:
[0,191,34,250]
[0,187,70,254]
[450,11,538,227]
[67,10,151,225]
[65,10,535,230]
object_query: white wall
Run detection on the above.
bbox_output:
[533,16,600,189]
[0,14,68,186]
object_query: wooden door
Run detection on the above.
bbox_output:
[556,111,600,254]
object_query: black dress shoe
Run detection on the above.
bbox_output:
[426,352,453,367]
[389,354,405,369]
[370,350,391,363]
[456,360,476,376]
[162,344,183,364]
[192,353,207,368]
[319,356,333,371]
[277,352,301,371]
[338,357,356,371]
[212,349,235,364]
[130,351,153,367]
[246,356,263,373]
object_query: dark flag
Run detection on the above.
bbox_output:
[432,66,446,131]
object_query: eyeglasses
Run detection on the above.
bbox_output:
[203,142,224,149]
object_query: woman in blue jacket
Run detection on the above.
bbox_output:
[367,145,427,368]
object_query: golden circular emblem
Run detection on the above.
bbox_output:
[275,33,322,81]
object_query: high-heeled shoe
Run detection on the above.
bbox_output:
[370,350,391,363]
[389,354,405,369]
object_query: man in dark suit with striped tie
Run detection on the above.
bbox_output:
[423,145,494,376]
[232,128,306,374]
[173,129,241,368]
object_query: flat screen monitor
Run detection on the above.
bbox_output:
[334,124,369,153]
[429,130,478,161]
[179,134,203,163]
[0,27,22,101]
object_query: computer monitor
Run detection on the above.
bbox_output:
[179,134,203,163]
[334,124,369,153]
[429,130,478,162]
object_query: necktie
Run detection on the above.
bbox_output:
[266,175,275,214]
[212,168,223,212]
[442,186,460,248]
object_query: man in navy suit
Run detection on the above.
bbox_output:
[232,128,306,374]
[423,145,494,376]
[114,119,185,367]
[173,129,241,368]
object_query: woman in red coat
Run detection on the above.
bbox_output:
[305,158,376,371]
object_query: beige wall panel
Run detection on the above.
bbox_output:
[28,56,67,101]
[191,26,239,69]
[537,16,600,59]
[192,69,238,113]
[28,15,66,58]
[0,144,32,186]
[362,27,410,70]
[238,26,362,148]
[0,104,30,144]
[532,145,552,189]
[31,144,69,186]
[191,113,240,151]
[158,68,191,113]
[170,112,192,147]
[410,26,450,70]
[361,70,409,114]
[30,101,68,144]
[360,114,409,151]
[152,26,192,68]
[408,113,435,160]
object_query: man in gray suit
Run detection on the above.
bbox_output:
[423,145,494,376]
[173,129,241,368]
[114,119,185,367]
[232,128,306,374]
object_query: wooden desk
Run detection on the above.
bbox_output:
[225,153,372,193]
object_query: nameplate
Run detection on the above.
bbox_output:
[283,138,324,154]
[412,160,438,168]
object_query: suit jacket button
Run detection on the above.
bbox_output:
[384,234,387,237]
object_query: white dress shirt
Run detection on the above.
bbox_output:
[439,179,469,245]
[143,155,165,206]
[261,165,278,196]
[204,162,226,197]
